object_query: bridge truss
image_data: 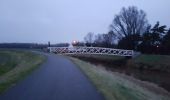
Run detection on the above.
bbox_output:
[48,47,133,56]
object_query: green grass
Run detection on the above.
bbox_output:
[0,50,46,93]
[70,54,124,61]
[133,54,170,72]
[69,57,170,100]
[71,53,170,72]
[134,54,170,65]
[0,52,18,75]
[84,54,124,60]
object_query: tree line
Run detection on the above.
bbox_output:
[82,6,170,55]
[0,43,69,49]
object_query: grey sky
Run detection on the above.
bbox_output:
[0,0,170,43]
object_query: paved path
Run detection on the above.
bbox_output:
[0,52,104,100]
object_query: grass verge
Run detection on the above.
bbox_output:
[69,57,170,100]
[0,50,46,93]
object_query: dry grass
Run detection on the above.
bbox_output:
[69,57,170,100]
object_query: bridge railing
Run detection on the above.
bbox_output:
[48,47,133,57]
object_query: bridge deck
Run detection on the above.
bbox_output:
[48,47,133,57]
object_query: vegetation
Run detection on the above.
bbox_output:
[1,6,170,55]
[133,54,170,72]
[0,43,69,49]
[75,6,170,55]
[137,22,168,54]
[71,54,124,61]
[0,51,18,75]
[135,55,170,65]
[110,6,149,50]
[70,54,170,92]
[0,50,46,93]
[69,57,170,100]
[71,54,170,72]
[84,32,95,47]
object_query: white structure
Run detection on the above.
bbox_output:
[48,47,133,57]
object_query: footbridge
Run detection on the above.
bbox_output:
[48,47,133,57]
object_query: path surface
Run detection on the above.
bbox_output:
[0,52,104,100]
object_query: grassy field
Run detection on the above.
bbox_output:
[70,54,124,61]
[69,54,170,91]
[0,51,18,75]
[71,54,170,72]
[69,57,170,100]
[0,49,46,93]
[134,54,170,72]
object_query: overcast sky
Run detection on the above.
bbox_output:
[0,0,170,43]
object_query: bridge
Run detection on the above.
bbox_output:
[48,47,133,57]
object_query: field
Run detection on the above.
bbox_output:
[0,49,46,93]
[134,54,170,72]
[70,54,170,71]
[68,54,170,100]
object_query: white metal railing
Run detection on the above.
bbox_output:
[48,47,133,56]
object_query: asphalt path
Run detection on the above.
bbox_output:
[0,52,104,100]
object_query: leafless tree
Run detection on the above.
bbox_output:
[94,32,115,47]
[84,32,94,46]
[110,6,149,39]
[94,33,104,44]
[104,31,116,45]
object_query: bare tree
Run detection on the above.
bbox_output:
[84,32,94,46]
[101,32,114,47]
[94,34,103,42]
[93,32,115,48]
[105,31,116,45]
[110,6,149,39]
